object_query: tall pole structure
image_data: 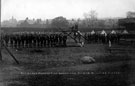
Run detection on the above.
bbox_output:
[0,0,2,61]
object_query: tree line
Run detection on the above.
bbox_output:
[2,10,119,29]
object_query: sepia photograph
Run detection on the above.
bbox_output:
[0,0,135,86]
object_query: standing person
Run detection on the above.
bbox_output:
[17,33,21,48]
[29,33,33,48]
[55,34,59,46]
[4,33,10,47]
[49,34,52,47]
[110,30,117,44]
[43,33,46,47]
[52,34,54,47]
[109,40,112,53]
[74,23,79,32]
[47,34,51,47]
[21,33,25,48]
[41,33,44,47]
[77,31,82,43]
[14,34,18,48]
[88,33,91,43]
[25,32,29,48]
[84,33,88,43]
[58,34,63,47]
[33,32,37,48]
[73,24,78,37]
[100,30,107,43]
[91,30,96,43]
[38,32,41,47]
[63,34,67,47]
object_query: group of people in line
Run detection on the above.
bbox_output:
[84,29,130,44]
[3,32,67,48]
[2,29,132,48]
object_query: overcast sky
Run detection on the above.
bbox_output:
[1,0,135,21]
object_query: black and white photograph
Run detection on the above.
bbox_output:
[0,0,135,86]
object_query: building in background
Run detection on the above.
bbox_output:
[118,11,135,30]
[2,16,17,27]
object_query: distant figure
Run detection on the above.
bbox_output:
[74,24,78,31]
[71,24,78,33]
[81,42,84,47]
[72,24,79,38]
[109,40,111,47]
[109,40,112,53]
[101,30,107,43]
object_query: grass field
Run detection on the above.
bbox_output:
[0,43,135,86]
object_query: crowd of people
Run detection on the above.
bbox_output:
[3,32,67,48]
[84,30,120,44]
[2,29,133,48]
[84,30,135,45]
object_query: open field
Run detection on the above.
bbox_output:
[0,43,135,86]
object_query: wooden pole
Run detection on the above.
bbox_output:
[0,0,2,61]
[3,45,19,64]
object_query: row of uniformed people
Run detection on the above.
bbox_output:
[2,30,131,48]
[84,30,128,44]
[3,32,67,48]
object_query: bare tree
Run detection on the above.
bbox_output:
[83,10,98,28]
[126,11,135,18]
